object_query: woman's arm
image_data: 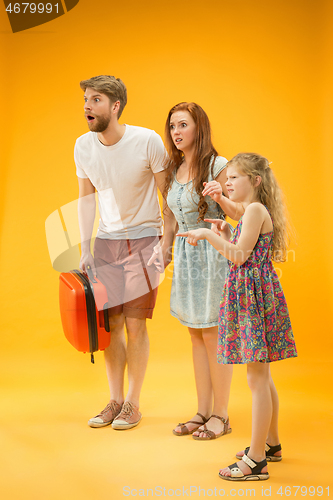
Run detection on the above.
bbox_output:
[147,170,178,271]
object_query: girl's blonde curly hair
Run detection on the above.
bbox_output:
[228,153,290,263]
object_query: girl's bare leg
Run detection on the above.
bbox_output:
[235,366,282,459]
[220,362,270,477]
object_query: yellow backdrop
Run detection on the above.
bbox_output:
[1,0,332,498]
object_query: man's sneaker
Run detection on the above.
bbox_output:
[112,401,142,430]
[88,400,122,428]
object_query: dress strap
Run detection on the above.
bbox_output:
[263,205,274,227]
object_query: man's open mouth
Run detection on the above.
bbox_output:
[86,115,95,122]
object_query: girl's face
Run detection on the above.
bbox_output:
[169,110,196,154]
[225,164,255,203]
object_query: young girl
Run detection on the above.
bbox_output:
[163,102,234,440]
[178,153,297,480]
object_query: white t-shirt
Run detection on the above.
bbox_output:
[74,125,167,239]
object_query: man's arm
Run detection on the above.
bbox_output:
[78,177,97,274]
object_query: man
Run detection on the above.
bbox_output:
[74,75,175,429]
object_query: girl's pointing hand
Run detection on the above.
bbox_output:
[176,228,209,246]
[204,219,231,240]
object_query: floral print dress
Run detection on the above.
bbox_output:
[217,213,297,364]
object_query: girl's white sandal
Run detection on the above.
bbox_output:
[219,453,269,481]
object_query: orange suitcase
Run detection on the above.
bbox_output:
[59,269,110,363]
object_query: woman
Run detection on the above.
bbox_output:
[164,102,233,440]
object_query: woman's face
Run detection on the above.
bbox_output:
[169,110,196,154]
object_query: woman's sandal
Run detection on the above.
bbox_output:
[219,453,269,481]
[172,412,208,436]
[236,443,282,462]
[192,414,232,440]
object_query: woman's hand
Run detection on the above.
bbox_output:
[176,228,209,246]
[204,219,231,240]
[147,241,165,272]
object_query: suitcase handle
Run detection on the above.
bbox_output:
[86,266,110,333]
[98,305,110,332]
[86,265,97,283]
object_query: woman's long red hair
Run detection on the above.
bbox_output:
[164,102,219,221]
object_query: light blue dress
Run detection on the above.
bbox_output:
[167,156,230,328]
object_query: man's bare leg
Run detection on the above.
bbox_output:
[111,317,149,429]
[124,317,149,407]
[87,313,127,427]
[104,313,127,404]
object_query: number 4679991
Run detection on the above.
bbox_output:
[6,3,59,14]
[276,486,329,496]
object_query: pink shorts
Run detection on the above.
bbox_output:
[93,236,161,319]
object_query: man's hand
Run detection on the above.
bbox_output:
[80,252,96,276]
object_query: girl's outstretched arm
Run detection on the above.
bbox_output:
[204,218,232,241]
[178,203,268,265]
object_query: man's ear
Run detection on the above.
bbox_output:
[112,101,121,115]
